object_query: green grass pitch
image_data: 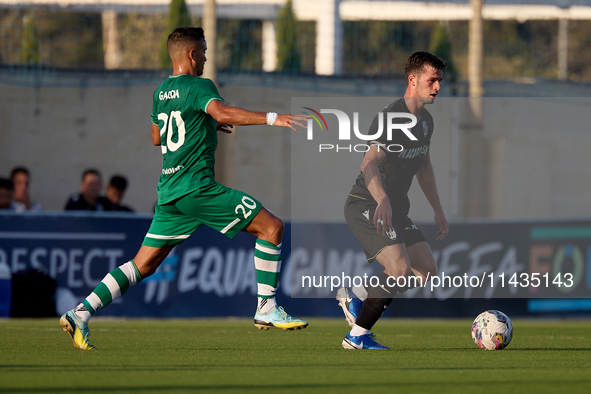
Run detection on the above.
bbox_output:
[1,317,591,393]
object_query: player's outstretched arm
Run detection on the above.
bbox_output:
[416,151,449,240]
[207,100,308,132]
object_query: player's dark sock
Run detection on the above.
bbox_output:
[355,297,393,331]
[362,270,421,296]
[365,271,398,298]
[355,272,397,330]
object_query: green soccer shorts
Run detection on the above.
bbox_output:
[142,181,262,247]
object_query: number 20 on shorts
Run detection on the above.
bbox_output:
[236,196,257,219]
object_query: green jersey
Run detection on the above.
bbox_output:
[151,74,224,204]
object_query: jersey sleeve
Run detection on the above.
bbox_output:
[427,114,435,141]
[192,78,224,113]
[151,90,159,126]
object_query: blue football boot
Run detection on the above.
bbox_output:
[342,332,389,350]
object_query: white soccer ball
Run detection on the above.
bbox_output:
[471,310,513,350]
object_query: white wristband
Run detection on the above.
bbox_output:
[266,112,278,126]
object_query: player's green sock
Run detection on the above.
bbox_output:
[74,261,142,323]
[255,239,281,314]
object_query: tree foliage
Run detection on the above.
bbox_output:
[160,0,192,69]
[20,12,39,66]
[276,0,300,73]
[429,22,457,81]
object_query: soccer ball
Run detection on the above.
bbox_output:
[471,310,513,350]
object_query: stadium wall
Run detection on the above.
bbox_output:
[1,69,591,222]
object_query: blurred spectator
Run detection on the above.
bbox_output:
[64,169,113,211]
[106,175,134,212]
[0,178,15,210]
[10,167,42,213]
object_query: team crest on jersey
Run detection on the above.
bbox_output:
[386,227,397,240]
[422,120,429,136]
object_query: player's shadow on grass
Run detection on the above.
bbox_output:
[0,381,516,393]
[504,347,591,351]
[400,347,591,352]
[2,364,361,372]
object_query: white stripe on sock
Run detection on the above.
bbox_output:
[257,296,277,314]
[87,292,102,310]
[254,257,282,273]
[255,243,281,255]
[103,273,121,300]
[120,261,138,286]
[257,283,275,297]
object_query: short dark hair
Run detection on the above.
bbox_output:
[404,51,447,81]
[167,27,205,54]
[109,175,128,192]
[10,167,29,181]
[0,178,14,190]
[81,168,101,182]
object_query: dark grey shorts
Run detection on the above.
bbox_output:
[344,194,426,263]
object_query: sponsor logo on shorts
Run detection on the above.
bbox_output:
[362,209,370,220]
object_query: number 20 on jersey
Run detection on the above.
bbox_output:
[158,111,186,154]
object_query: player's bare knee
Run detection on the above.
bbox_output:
[142,265,159,278]
[264,216,284,246]
[400,265,413,279]
[134,259,160,278]
[136,264,153,278]
[384,258,411,280]
[424,260,437,279]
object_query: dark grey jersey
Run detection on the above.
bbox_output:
[349,97,434,216]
